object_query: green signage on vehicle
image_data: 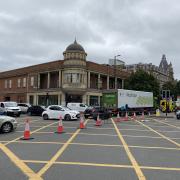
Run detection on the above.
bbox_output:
[102,93,117,108]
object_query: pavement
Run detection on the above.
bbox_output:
[0,114,180,180]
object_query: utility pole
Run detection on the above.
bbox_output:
[114,55,121,89]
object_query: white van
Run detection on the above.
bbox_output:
[0,101,21,117]
[67,103,88,112]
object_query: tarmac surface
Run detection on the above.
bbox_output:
[0,114,180,180]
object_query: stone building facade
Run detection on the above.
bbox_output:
[125,54,174,86]
[0,40,129,106]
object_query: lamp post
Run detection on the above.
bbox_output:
[114,55,121,89]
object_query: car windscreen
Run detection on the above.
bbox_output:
[4,102,17,107]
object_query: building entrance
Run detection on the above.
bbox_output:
[65,94,82,104]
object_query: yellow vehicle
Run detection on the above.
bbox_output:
[160,99,175,112]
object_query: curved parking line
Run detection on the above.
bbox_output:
[111,118,146,180]
[37,119,89,178]
[0,143,42,180]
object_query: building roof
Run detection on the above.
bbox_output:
[66,39,85,52]
[0,59,129,79]
[0,60,64,78]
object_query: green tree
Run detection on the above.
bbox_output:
[125,69,160,97]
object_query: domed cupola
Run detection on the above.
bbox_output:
[63,39,87,67]
[66,39,85,52]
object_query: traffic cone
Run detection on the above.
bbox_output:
[20,118,34,140]
[95,114,102,126]
[79,113,85,129]
[55,115,65,134]
[115,113,121,122]
[124,112,128,121]
[132,112,136,120]
[141,111,145,120]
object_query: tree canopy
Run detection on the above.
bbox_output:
[125,69,160,97]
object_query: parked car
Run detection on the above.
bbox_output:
[42,105,80,120]
[0,115,18,133]
[92,107,111,121]
[0,101,21,117]
[18,103,31,113]
[176,110,180,119]
[67,103,88,112]
[27,105,46,116]
[84,106,99,118]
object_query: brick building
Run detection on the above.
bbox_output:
[0,40,129,106]
[125,54,174,87]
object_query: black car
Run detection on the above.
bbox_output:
[91,107,111,121]
[84,106,99,119]
[27,106,46,116]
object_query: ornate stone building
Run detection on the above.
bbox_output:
[0,40,129,106]
[125,54,174,86]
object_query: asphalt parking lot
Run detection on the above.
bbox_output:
[0,114,180,180]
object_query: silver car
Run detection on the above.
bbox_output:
[0,115,18,133]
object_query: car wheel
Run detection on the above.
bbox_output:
[64,114,71,121]
[1,122,13,133]
[43,114,49,120]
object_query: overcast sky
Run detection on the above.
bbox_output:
[0,0,180,79]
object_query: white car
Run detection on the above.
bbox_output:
[42,105,80,121]
[0,115,18,133]
[18,103,31,113]
[67,103,88,112]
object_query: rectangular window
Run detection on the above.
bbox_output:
[5,80,8,88]
[9,80,12,88]
[23,78,26,87]
[72,74,77,83]
[30,77,34,86]
[17,79,21,88]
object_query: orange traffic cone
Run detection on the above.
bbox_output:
[55,115,65,134]
[79,114,85,129]
[124,112,128,121]
[95,114,102,126]
[115,113,121,122]
[133,112,136,120]
[20,118,34,140]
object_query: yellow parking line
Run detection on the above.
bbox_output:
[152,118,180,130]
[23,160,180,171]
[0,143,42,180]
[111,118,146,180]
[141,166,180,171]
[4,121,58,146]
[136,121,180,147]
[15,130,163,139]
[1,140,180,151]
[37,119,89,177]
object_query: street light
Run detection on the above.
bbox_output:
[114,55,121,89]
